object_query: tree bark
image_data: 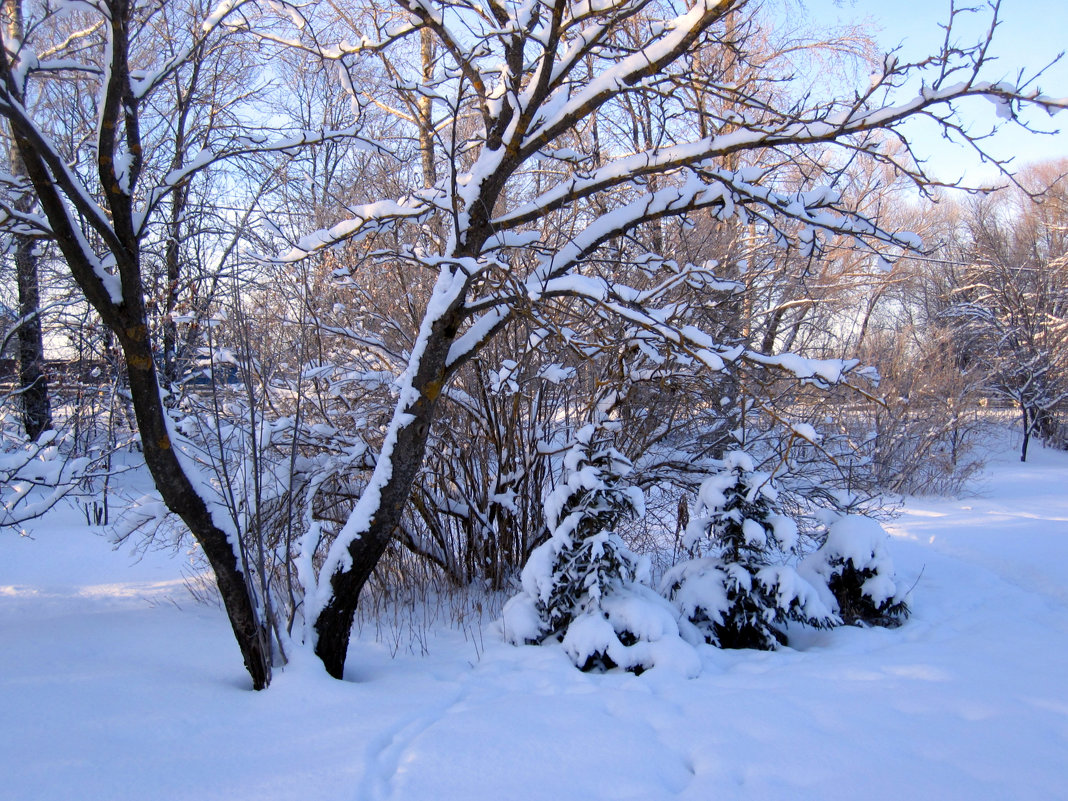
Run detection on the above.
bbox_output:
[116,312,274,687]
[1020,405,1031,462]
[13,231,51,440]
[0,0,271,688]
[2,0,51,441]
[313,289,465,678]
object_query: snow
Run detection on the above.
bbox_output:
[749,352,859,384]
[790,421,821,443]
[741,516,767,548]
[767,514,799,552]
[536,363,576,384]
[561,587,701,679]
[202,0,237,31]
[4,437,1068,800]
[278,199,425,263]
[756,564,837,623]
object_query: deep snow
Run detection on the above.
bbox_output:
[2,435,1067,801]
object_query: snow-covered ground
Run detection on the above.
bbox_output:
[3,436,1067,801]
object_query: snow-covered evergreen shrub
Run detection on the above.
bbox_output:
[501,426,698,675]
[800,513,909,627]
[662,452,836,650]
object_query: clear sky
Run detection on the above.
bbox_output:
[804,0,1067,185]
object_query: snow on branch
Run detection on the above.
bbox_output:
[271,198,432,262]
[522,0,736,151]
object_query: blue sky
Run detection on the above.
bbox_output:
[806,0,1067,184]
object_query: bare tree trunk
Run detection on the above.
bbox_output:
[1021,407,1029,463]
[2,0,50,441]
[161,187,183,386]
[313,284,466,678]
[0,0,271,688]
[117,304,273,688]
[417,29,437,190]
[13,231,51,439]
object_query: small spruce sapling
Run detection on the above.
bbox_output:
[800,513,910,627]
[663,452,836,650]
[502,426,697,674]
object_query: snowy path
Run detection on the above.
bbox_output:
[2,443,1067,800]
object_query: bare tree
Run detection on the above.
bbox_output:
[940,161,1068,460]
[264,0,1066,678]
[3,0,1064,686]
[0,0,368,688]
